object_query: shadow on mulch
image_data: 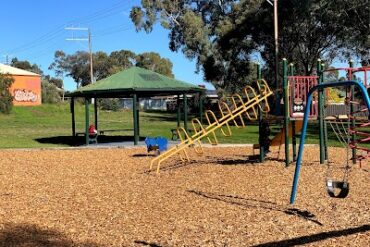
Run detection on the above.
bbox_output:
[202,155,263,165]
[188,190,323,226]
[145,155,266,174]
[142,160,199,174]
[35,135,146,146]
[252,224,370,247]
[0,223,100,247]
[132,154,156,157]
[134,240,163,247]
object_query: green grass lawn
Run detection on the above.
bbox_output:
[0,103,350,148]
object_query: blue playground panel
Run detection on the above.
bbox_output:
[145,137,168,153]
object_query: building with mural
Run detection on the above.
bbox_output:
[0,63,41,106]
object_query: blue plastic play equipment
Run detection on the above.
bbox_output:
[290,80,370,204]
[145,136,168,154]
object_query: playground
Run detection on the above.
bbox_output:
[0,146,368,246]
[0,61,369,246]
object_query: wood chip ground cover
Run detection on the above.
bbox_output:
[0,146,368,246]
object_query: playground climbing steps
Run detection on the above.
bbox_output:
[150,79,273,173]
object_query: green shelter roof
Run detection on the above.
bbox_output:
[67,66,204,98]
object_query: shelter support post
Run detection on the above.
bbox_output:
[71,97,76,137]
[137,98,140,137]
[85,98,90,145]
[283,58,290,166]
[133,94,139,145]
[183,93,188,132]
[94,98,98,130]
[177,94,181,127]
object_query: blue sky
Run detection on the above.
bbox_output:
[0,0,366,91]
[0,0,214,90]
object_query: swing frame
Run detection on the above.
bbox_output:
[290,80,370,204]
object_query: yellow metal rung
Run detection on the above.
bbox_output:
[150,79,273,173]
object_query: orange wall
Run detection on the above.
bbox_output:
[9,75,42,106]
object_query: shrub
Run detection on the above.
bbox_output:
[0,73,14,114]
[99,98,120,111]
[42,80,62,104]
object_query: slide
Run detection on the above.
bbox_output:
[270,120,303,146]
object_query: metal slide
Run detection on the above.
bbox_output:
[150,80,273,173]
[270,120,303,147]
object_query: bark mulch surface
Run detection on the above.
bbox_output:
[0,146,368,246]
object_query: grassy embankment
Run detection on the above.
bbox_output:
[0,103,342,148]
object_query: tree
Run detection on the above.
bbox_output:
[0,73,14,114]
[109,50,136,74]
[135,52,174,78]
[43,75,63,89]
[130,0,258,93]
[49,50,91,88]
[10,58,43,75]
[249,0,369,77]
[41,79,61,104]
[130,0,370,92]
[49,49,175,87]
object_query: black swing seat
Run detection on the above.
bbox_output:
[326,180,349,198]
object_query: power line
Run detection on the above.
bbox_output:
[67,0,132,25]
[65,27,94,85]
[5,0,134,56]
[7,28,66,54]
[94,24,133,37]
[26,40,64,61]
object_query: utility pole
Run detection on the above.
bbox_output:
[267,0,279,114]
[65,27,94,86]
[274,0,279,92]
[88,30,93,88]
[2,54,12,65]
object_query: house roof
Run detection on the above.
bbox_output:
[0,63,40,76]
[67,66,204,98]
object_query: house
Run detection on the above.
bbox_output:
[0,63,41,106]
